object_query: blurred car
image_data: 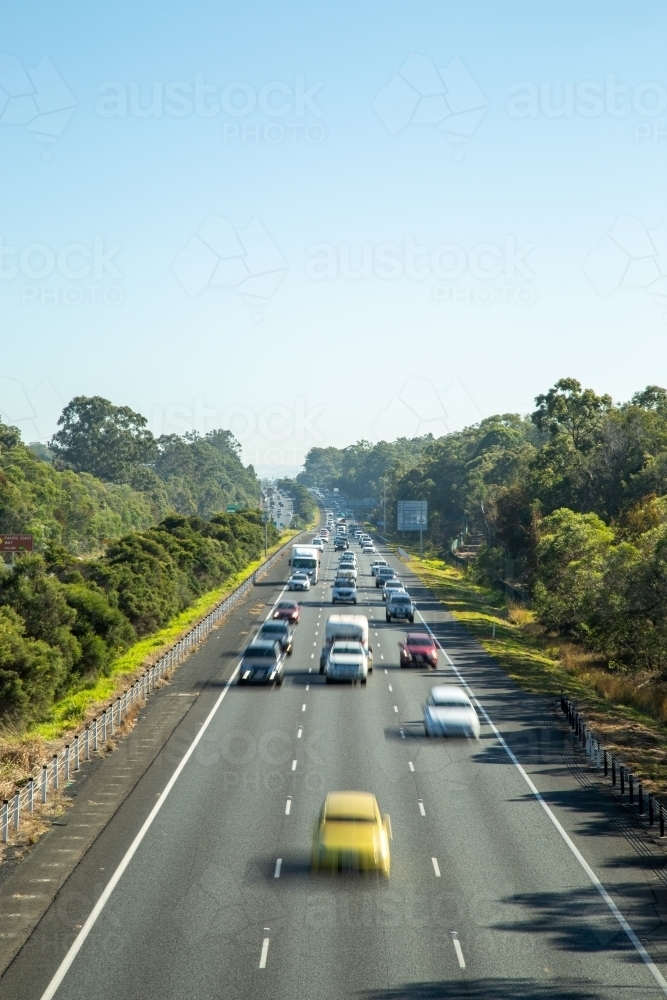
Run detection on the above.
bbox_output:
[311,791,391,875]
[238,639,285,686]
[382,579,406,601]
[258,620,294,654]
[334,537,349,551]
[385,592,415,623]
[375,566,396,587]
[288,572,311,591]
[362,542,376,554]
[311,538,324,552]
[332,578,357,604]
[273,600,300,624]
[336,564,357,581]
[370,559,388,576]
[423,685,480,738]
[325,639,368,683]
[399,632,438,668]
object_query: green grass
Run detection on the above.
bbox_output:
[28,527,303,742]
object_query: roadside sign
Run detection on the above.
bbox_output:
[226,504,239,512]
[0,534,33,552]
[397,501,427,531]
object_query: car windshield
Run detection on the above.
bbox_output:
[431,692,470,707]
[293,558,316,569]
[276,602,296,610]
[260,623,287,633]
[331,642,363,655]
[244,647,276,658]
[385,581,403,588]
[392,595,411,604]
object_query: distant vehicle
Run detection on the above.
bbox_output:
[339,553,357,567]
[319,613,373,671]
[290,544,320,583]
[362,542,375,554]
[288,572,311,591]
[332,577,357,604]
[399,632,438,668]
[311,538,324,551]
[423,685,480,738]
[320,528,329,538]
[386,592,415,623]
[370,559,388,576]
[325,639,368,683]
[376,566,397,587]
[382,579,406,601]
[336,567,357,583]
[238,639,285,686]
[258,620,294,654]
[273,600,300,624]
[312,792,391,875]
[334,537,349,551]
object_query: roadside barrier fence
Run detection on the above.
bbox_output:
[1,533,302,844]
[560,692,665,837]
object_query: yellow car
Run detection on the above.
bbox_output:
[312,791,392,875]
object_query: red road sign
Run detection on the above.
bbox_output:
[0,534,33,552]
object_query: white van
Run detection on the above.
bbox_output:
[319,614,373,672]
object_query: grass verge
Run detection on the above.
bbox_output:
[401,551,667,795]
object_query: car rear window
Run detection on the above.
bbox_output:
[407,637,431,646]
[392,595,411,604]
[244,647,277,658]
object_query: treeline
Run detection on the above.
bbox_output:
[296,438,429,498]
[300,378,667,674]
[275,479,317,527]
[43,395,261,522]
[0,510,279,723]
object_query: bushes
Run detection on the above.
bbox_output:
[0,511,279,726]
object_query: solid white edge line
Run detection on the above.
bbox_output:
[39,659,242,1000]
[453,937,466,969]
[415,607,667,995]
[41,572,294,1000]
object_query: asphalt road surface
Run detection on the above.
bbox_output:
[3,535,667,1000]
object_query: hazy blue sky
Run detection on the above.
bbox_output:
[2,1,666,474]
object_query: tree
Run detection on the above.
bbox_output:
[50,396,157,482]
[532,378,612,453]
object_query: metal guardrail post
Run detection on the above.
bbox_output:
[64,745,70,783]
[74,735,80,770]
[650,796,654,825]
[93,717,98,752]
[620,767,625,795]
[629,774,634,804]
[28,777,33,815]
[604,750,608,777]
[85,726,90,760]
[12,791,19,832]
[52,754,58,791]
[639,784,644,814]
[661,806,665,838]
[41,765,47,803]
[109,703,114,737]
[102,710,107,744]
[2,801,7,843]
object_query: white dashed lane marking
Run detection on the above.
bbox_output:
[274,859,282,878]
[432,857,441,877]
[408,761,414,772]
[418,800,426,817]
[285,797,292,815]
[259,934,270,968]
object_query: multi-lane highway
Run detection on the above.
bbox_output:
[2,533,667,999]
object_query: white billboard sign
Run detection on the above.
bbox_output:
[397,500,427,531]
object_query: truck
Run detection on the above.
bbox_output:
[319,614,373,672]
[289,544,320,584]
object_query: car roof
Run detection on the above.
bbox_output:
[324,791,377,820]
[245,639,279,651]
[430,685,471,703]
[260,620,288,628]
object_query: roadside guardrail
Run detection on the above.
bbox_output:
[560,692,665,837]
[0,531,302,845]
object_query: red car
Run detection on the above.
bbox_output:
[399,632,438,668]
[273,600,300,624]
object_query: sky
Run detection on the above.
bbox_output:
[1,1,667,476]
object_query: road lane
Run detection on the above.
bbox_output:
[2,529,666,999]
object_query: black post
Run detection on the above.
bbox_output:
[639,784,644,815]
[620,767,625,795]
[604,751,608,777]
[612,758,616,785]
[650,796,654,826]
[629,774,634,804]
[661,807,665,838]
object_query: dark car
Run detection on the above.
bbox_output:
[273,600,300,624]
[376,566,397,588]
[238,640,285,686]
[258,620,294,654]
[399,632,439,668]
[386,593,415,623]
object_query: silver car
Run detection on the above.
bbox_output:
[332,578,357,604]
[423,685,480,738]
[382,579,406,602]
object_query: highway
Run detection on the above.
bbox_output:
[2,534,667,999]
